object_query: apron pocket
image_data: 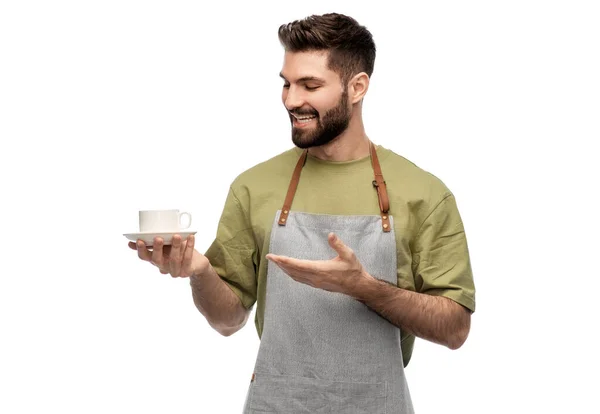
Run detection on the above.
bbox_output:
[248,372,387,414]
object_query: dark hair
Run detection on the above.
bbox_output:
[278,13,376,85]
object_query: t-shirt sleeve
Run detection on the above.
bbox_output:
[204,186,258,310]
[411,193,476,312]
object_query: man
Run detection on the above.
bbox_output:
[129,13,475,413]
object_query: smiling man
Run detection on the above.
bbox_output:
[130,12,475,413]
[281,53,352,149]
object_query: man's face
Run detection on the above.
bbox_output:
[280,51,351,149]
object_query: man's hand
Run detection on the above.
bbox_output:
[128,234,210,278]
[266,233,372,295]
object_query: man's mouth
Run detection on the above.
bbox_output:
[291,113,318,127]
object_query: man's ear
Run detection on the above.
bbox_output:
[348,72,370,104]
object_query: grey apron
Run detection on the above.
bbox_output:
[243,142,414,413]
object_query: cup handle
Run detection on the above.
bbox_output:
[179,212,192,230]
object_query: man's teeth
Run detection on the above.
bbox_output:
[295,115,317,122]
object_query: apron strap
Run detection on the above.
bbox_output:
[278,142,391,233]
[278,149,308,226]
[370,141,391,232]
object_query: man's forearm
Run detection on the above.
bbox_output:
[350,274,471,350]
[189,265,249,336]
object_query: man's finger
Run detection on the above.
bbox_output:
[268,259,293,276]
[182,235,195,275]
[152,238,165,267]
[136,240,152,261]
[270,261,317,287]
[269,255,321,273]
[169,235,183,277]
[266,254,290,265]
[327,233,354,261]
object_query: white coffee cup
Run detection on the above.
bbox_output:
[139,209,192,232]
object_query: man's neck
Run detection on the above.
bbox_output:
[307,117,371,162]
[307,136,370,162]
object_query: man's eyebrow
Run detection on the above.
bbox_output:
[279,73,325,83]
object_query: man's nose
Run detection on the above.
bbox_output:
[284,86,305,111]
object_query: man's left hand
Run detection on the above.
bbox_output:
[266,233,372,295]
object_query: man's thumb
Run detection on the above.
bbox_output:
[328,233,351,259]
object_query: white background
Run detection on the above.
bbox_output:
[1,1,599,413]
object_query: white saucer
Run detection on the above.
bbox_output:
[123,230,197,246]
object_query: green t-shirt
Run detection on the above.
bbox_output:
[204,144,476,366]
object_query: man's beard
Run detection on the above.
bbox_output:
[290,90,351,149]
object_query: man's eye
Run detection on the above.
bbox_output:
[283,84,290,89]
[305,85,319,91]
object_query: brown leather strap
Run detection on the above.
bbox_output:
[279,143,391,233]
[370,142,391,232]
[278,149,308,226]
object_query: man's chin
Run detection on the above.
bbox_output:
[292,131,343,149]
[293,140,314,149]
[292,132,318,149]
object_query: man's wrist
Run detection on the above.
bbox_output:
[348,271,378,302]
[189,270,206,287]
[190,259,212,285]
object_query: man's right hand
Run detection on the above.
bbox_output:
[128,234,210,278]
